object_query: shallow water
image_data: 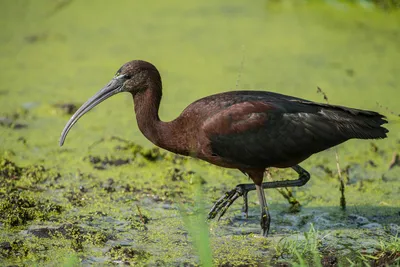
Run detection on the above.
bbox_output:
[0,0,399,266]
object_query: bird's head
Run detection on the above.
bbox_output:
[116,60,161,96]
[59,60,161,146]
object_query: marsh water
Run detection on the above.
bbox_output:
[0,0,399,266]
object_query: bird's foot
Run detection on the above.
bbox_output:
[207,183,254,221]
[260,210,271,237]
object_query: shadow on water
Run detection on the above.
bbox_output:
[214,204,399,234]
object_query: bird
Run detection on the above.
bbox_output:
[60,60,388,236]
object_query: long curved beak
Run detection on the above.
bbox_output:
[59,75,125,146]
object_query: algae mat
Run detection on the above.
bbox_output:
[0,0,399,266]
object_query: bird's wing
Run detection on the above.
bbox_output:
[202,100,387,168]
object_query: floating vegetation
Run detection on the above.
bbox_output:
[53,103,80,115]
[84,155,131,170]
[107,245,152,265]
[0,192,63,227]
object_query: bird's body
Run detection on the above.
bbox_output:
[138,88,387,173]
[60,60,388,236]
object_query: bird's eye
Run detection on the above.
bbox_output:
[124,74,132,79]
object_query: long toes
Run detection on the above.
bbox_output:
[208,197,227,219]
[208,185,248,220]
[217,192,240,221]
[208,189,236,219]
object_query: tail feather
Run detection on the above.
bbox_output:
[321,107,389,140]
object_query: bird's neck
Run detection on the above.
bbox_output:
[132,84,189,155]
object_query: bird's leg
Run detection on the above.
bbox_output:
[241,190,249,218]
[261,165,310,189]
[207,165,310,220]
[256,184,270,236]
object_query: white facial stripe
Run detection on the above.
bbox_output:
[115,74,125,80]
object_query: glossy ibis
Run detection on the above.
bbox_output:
[60,60,388,236]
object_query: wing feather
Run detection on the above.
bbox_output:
[202,98,387,168]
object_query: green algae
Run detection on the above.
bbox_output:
[0,158,63,227]
[107,245,151,265]
[0,0,399,266]
[0,108,30,130]
[0,191,63,227]
[0,158,23,183]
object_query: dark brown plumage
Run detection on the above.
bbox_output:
[60,60,388,236]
